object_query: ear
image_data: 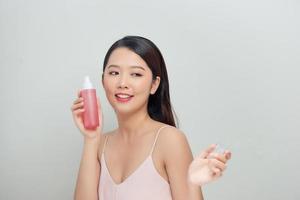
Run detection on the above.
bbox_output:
[150,76,160,95]
[101,73,104,87]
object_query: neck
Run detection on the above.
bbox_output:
[116,108,153,139]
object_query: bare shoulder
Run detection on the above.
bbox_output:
[97,130,116,162]
[158,126,190,148]
[157,125,192,160]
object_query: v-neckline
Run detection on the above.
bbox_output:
[102,152,152,187]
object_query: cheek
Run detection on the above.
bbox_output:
[135,78,153,94]
[103,78,115,96]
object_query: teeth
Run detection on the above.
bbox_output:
[116,94,131,98]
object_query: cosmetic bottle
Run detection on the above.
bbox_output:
[80,76,99,130]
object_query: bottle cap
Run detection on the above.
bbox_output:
[83,76,93,89]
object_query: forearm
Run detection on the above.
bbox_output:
[188,182,204,200]
[74,138,100,200]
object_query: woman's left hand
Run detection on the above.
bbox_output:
[188,144,232,186]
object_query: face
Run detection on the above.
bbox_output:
[102,47,160,115]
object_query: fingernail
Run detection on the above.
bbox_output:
[226,153,231,159]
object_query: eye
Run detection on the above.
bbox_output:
[131,73,142,77]
[108,71,119,75]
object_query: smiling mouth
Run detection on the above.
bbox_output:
[115,94,134,103]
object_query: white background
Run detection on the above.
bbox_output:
[1,0,299,199]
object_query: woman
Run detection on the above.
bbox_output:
[71,36,231,200]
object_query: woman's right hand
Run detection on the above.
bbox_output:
[70,90,103,139]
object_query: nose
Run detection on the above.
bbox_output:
[117,73,129,89]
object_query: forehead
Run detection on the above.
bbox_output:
[106,47,150,70]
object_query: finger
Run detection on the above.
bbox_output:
[197,144,217,159]
[73,108,85,115]
[209,158,227,171]
[73,98,84,105]
[77,90,82,98]
[225,150,232,160]
[73,97,84,104]
[209,153,227,163]
[71,99,84,110]
[71,101,84,111]
[96,97,101,109]
[211,167,223,177]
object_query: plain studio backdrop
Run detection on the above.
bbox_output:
[0,0,299,199]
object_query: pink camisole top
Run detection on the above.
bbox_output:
[98,125,173,200]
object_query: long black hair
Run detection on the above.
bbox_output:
[102,36,178,127]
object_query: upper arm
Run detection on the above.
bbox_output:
[160,128,204,200]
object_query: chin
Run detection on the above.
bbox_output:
[114,104,148,117]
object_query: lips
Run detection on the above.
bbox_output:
[115,93,134,103]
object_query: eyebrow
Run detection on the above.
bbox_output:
[107,64,145,71]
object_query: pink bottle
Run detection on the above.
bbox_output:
[80,76,99,130]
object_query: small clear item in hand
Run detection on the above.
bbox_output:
[213,144,226,154]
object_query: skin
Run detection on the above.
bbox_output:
[72,47,231,200]
[188,144,232,186]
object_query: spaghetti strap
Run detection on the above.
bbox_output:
[102,135,109,154]
[99,126,173,200]
[149,125,170,156]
